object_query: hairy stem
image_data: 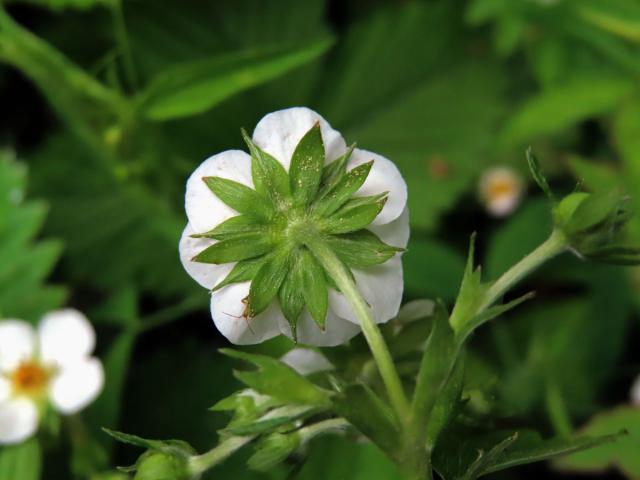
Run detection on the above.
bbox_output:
[305,238,411,424]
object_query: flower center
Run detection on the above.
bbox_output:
[487,177,517,200]
[10,361,51,398]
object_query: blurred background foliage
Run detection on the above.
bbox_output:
[0,0,639,478]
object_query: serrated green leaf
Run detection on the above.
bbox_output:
[333,383,400,459]
[289,123,325,207]
[242,129,291,207]
[321,194,387,235]
[192,234,274,264]
[203,177,274,220]
[298,249,328,329]
[248,249,290,316]
[191,214,266,241]
[140,39,334,120]
[213,257,266,292]
[221,349,330,406]
[313,161,373,217]
[326,230,403,267]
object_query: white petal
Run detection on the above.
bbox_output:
[185,150,253,233]
[49,357,104,414]
[279,310,361,347]
[39,309,96,367]
[0,320,36,372]
[280,348,333,375]
[368,207,410,249]
[396,299,436,324]
[210,283,282,345]
[348,148,407,225]
[252,107,347,170]
[179,223,235,290]
[0,398,38,445]
[0,378,10,402]
[329,256,404,325]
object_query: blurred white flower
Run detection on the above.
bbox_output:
[478,166,524,217]
[631,374,640,407]
[280,348,333,376]
[0,309,104,444]
[180,107,409,347]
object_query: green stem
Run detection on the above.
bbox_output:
[478,229,568,312]
[189,436,254,475]
[111,0,139,91]
[305,238,411,424]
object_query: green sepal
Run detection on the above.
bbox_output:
[191,214,266,241]
[289,123,325,207]
[326,229,403,267]
[321,194,388,234]
[312,160,374,217]
[278,254,306,341]
[316,143,356,200]
[248,248,291,317]
[242,129,291,207]
[192,234,274,264]
[526,148,555,201]
[220,349,331,406]
[298,249,328,330]
[449,233,486,333]
[248,432,300,472]
[224,404,317,436]
[212,257,266,292]
[203,176,274,220]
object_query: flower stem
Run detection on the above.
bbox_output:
[305,238,411,424]
[479,229,568,312]
[189,436,254,476]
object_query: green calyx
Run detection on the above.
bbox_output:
[191,123,403,339]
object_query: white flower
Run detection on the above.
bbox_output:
[478,166,524,217]
[631,374,640,407]
[280,348,333,376]
[180,107,409,347]
[0,309,104,444]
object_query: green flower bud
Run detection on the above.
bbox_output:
[133,450,194,480]
[248,432,301,471]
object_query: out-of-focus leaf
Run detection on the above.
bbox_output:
[555,406,640,478]
[0,151,65,321]
[140,38,332,121]
[403,239,466,302]
[500,76,634,147]
[7,0,110,10]
[0,439,41,480]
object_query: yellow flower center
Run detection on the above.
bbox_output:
[487,177,517,201]
[10,361,51,398]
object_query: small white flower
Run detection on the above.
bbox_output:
[478,167,524,217]
[0,309,104,445]
[280,348,333,376]
[180,107,409,346]
[631,374,640,407]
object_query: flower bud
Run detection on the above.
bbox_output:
[248,432,301,471]
[133,450,194,480]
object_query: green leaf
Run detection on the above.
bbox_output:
[192,234,274,264]
[326,230,403,267]
[290,123,325,207]
[425,359,465,451]
[555,407,640,478]
[102,429,194,457]
[0,438,41,480]
[298,249,328,329]
[460,433,520,480]
[333,383,400,459]
[248,432,300,472]
[501,76,634,147]
[225,404,316,436]
[213,257,266,292]
[449,234,485,333]
[313,161,373,217]
[191,214,266,241]
[242,129,291,207]
[321,194,387,235]
[317,144,355,200]
[203,177,274,220]
[412,302,459,429]
[221,349,330,406]
[248,249,290,316]
[140,39,334,120]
